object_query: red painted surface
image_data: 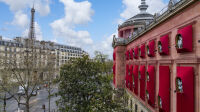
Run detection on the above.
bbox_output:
[159,66,170,112]
[125,51,129,60]
[140,44,146,58]
[139,65,146,101]
[133,65,139,95]
[176,25,193,53]
[147,65,155,108]
[126,64,129,88]
[113,64,116,85]
[134,47,139,59]
[159,35,169,55]
[129,65,133,91]
[113,52,116,60]
[130,49,133,60]
[148,40,155,57]
[177,66,194,112]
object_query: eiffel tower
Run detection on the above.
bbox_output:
[28,5,36,40]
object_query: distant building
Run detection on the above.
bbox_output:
[0,6,88,80]
[113,0,200,112]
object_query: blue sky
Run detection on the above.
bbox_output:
[0,0,169,58]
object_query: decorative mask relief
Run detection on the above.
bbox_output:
[158,41,162,53]
[132,49,135,58]
[176,34,183,49]
[158,96,162,108]
[133,77,135,88]
[147,46,150,55]
[176,77,183,93]
[139,48,141,57]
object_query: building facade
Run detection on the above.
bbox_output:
[112,0,200,112]
[0,36,87,69]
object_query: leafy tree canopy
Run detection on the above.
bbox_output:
[57,54,125,112]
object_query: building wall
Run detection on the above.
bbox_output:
[114,1,200,112]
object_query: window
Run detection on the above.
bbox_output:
[135,104,137,112]
[130,99,133,110]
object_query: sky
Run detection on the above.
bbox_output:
[0,0,170,58]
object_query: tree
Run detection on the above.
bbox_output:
[0,39,54,112]
[43,51,57,112]
[57,55,126,112]
[94,51,113,74]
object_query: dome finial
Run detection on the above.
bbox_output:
[139,0,148,13]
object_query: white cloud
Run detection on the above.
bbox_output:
[93,32,117,59]
[120,0,167,20]
[0,0,50,16]
[0,0,50,40]
[22,22,43,41]
[50,0,94,54]
[12,11,29,28]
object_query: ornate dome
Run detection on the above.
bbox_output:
[119,0,153,29]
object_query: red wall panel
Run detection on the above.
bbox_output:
[126,51,129,60]
[140,44,145,58]
[159,35,169,55]
[113,52,116,61]
[126,64,129,88]
[147,40,155,57]
[133,65,139,95]
[129,65,133,91]
[177,66,194,112]
[176,25,193,53]
[159,66,170,112]
[130,49,133,60]
[139,65,146,101]
[134,47,139,59]
[113,64,116,85]
[147,65,155,108]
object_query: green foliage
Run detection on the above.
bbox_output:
[57,55,125,112]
